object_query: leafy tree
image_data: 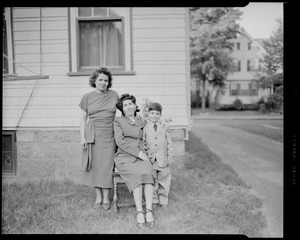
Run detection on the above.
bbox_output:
[254,18,283,96]
[190,7,242,112]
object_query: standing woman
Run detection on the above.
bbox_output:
[114,94,155,229]
[79,67,119,210]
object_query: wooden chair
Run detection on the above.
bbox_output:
[112,168,135,212]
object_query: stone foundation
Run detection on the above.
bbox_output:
[3,128,186,183]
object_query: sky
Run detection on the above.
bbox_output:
[236,2,283,39]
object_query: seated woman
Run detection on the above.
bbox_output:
[114,93,155,229]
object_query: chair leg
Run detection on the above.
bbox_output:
[113,180,118,212]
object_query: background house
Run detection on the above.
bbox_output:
[2,7,191,182]
[209,30,270,106]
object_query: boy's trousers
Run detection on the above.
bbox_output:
[152,160,171,205]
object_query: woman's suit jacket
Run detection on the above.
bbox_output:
[113,116,147,166]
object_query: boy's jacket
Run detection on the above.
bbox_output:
[143,119,174,167]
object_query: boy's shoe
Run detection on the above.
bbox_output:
[152,203,159,210]
[159,203,168,208]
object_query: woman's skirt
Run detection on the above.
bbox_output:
[116,159,154,193]
[82,121,116,188]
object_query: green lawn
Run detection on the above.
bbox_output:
[2,133,267,235]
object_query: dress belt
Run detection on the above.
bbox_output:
[82,119,95,171]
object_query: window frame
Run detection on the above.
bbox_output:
[230,83,240,96]
[2,130,17,176]
[249,83,258,96]
[3,7,14,75]
[69,7,134,75]
[247,60,251,71]
[232,59,241,72]
[248,42,251,50]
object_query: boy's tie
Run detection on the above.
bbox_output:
[153,123,157,132]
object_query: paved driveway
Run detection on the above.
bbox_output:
[190,120,283,238]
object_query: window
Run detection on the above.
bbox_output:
[237,60,241,71]
[230,82,258,96]
[69,7,132,73]
[240,83,249,96]
[2,8,13,75]
[249,83,258,96]
[230,83,240,96]
[232,60,241,72]
[248,42,251,50]
[247,60,251,71]
[2,131,17,175]
[236,42,240,50]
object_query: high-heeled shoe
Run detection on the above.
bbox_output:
[145,208,155,228]
[102,201,111,211]
[92,201,102,210]
[136,209,146,229]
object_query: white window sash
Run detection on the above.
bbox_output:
[69,7,131,72]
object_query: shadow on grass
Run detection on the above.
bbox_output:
[2,132,267,235]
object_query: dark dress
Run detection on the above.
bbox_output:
[79,90,119,188]
[113,116,154,193]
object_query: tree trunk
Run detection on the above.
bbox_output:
[214,88,219,109]
[201,79,206,113]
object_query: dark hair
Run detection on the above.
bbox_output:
[89,67,113,89]
[148,102,162,113]
[116,93,140,116]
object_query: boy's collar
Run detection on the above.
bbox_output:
[146,118,159,124]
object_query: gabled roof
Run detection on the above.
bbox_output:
[238,28,266,54]
[254,38,267,47]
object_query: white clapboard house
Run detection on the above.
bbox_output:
[2,7,191,181]
[210,30,270,106]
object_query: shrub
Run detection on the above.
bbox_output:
[243,104,259,110]
[257,97,265,105]
[275,85,283,96]
[265,93,283,112]
[232,98,244,110]
[218,104,235,111]
[191,92,209,108]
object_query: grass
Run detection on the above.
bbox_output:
[2,133,267,236]
[224,123,283,143]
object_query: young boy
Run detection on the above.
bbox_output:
[143,102,174,207]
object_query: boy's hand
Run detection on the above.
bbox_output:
[168,157,175,166]
[138,151,150,162]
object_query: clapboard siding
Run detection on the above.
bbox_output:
[13,7,68,18]
[15,44,68,54]
[12,7,69,78]
[133,28,185,38]
[15,65,69,76]
[3,7,190,128]
[134,42,185,52]
[134,52,186,61]
[132,8,185,15]
[133,64,186,74]
[133,18,185,28]
[13,20,68,31]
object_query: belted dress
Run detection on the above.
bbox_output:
[79,90,119,188]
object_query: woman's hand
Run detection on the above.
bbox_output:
[138,151,150,161]
[81,137,87,151]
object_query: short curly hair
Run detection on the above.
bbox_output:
[89,67,113,89]
[116,93,141,116]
